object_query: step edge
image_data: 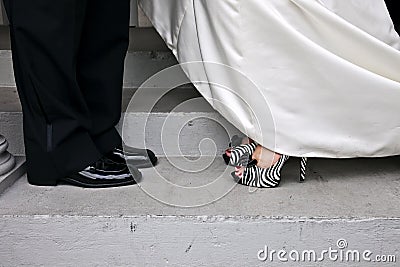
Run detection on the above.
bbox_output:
[1,214,399,222]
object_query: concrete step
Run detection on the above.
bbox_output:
[1,48,399,266]
[0,156,399,266]
[1,49,243,157]
[0,85,241,157]
[0,50,176,89]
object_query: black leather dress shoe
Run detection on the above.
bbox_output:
[111,144,158,169]
[59,155,141,188]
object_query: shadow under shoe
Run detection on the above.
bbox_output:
[111,144,158,169]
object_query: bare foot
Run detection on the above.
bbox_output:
[241,137,252,145]
[252,145,281,169]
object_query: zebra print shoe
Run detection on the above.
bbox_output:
[232,155,289,188]
[231,154,308,188]
[222,135,249,165]
[228,143,258,167]
[299,157,308,182]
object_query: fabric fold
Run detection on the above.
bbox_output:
[139,0,400,158]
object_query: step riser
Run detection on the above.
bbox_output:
[1,50,242,157]
[1,112,241,156]
[0,51,177,88]
[0,216,398,266]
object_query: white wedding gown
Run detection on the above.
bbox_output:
[139,0,400,158]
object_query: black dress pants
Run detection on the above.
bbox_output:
[3,0,130,185]
[385,0,399,33]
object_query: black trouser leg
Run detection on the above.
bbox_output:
[77,0,130,154]
[385,0,399,33]
[3,0,130,185]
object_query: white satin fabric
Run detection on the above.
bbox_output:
[139,0,400,158]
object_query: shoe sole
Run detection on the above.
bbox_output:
[59,167,142,188]
[58,176,138,188]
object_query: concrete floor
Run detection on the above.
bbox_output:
[1,81,400,218]
[1,156,399,218]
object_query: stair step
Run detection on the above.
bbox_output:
[0,85,240,157]
[0,50,178,88]
[0,156,399,266]
[1,156,400,217]
[1,46,399,266]
[1,48,241,157]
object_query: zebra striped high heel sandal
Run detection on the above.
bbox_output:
[299,157,307,183]
[231,144,307,188]
[222,135,250,165]
[228,143,258,167]
[232,155,289,188]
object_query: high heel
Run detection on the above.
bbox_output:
[231,156,308,188]
[299,157,308,182]
[232,155,289,188]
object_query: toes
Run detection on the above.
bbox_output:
[235,166,245,178]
